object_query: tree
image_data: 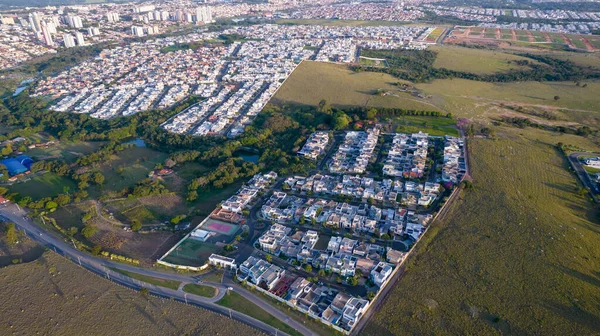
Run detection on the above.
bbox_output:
[131,220,142,232]
[381,234,391,240]
[304,264,312,273]
[1,144,12,156]
[265,254,272,262]
[93,172,105,186]
[5,222,18,245]
[348,276,359,286]
[318,269,326,277]
[367,291,376,300]
[45,201,58,211]
[91,245,102,255]
[54,194,71,206]
[332,111,351,130]
[554,95,560,101]
[81,225,97,239]
[366,108,378,120]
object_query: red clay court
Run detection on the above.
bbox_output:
[202,218,239,236]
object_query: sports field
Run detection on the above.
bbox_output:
[8,172,77,200]
[161,238,221,267]
[201,218,239,236]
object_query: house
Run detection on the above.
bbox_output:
[370,261,394,287]
[584,157,600,168]
[209,254,237,270]
[327,236,342,253]
[386,248,406,264]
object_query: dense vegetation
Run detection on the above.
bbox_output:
[354,49,600,83]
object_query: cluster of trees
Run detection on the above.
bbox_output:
[186,158,259,201]
[500,116,595,137]
[353,49,600,83]
[76,142,133,167]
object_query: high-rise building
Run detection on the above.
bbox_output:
[106,12,120,23]
[75,32,85,46]
[134,5,155,13]
[29,12,41,32]
[131,26,144,37]
[195,7,213,24]
[0,15,15,25]
[66,15,83,28]
[63,33,76,48]
[40,21,54,46]
[87,27,100,36]
[46,21,57,34]
[161,11,170,21]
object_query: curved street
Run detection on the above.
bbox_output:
[0,203,315,336]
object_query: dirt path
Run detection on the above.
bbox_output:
[581,37,596,51]
[496,28,501,40]
[527,31,535,43]
[561,34,576,49]
[511,29,517,41]
[542,32,551,43]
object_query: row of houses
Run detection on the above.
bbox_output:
[329,129,379,175]
[283,174,442,208]
[297,132,330,160]
[239,255,371,331]
[383,132,429,179]
[441,136,466,184]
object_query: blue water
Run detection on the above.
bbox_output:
[239,154,259,163]
[13,87,26,97]
[125,138,147,147]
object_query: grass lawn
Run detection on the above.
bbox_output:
[273,61,441,112]
[583,165,600,175]
[8,172,77,200]
[217,291,302,336]
[183,283,216,298]
[161,238,222,267]
[202,270,224,283]
[364,127,600,335]
[174,162,211,181]
[109,267,181,290]
[430,45,536,75]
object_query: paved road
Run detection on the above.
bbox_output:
[568,152,599,195]
[0,203,314,336]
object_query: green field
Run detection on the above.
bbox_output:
[161,238,222,267]
[571,38,588,50]
[202,270,223,283]
[27,141,104,163]
[217,291,302,336]
[8,173,77,200]
[430,45,535,75]
[183,283,216,298]
[391,115,458,137]
[273,61,441,112]
[365,127,600,335]
[109,267,181,290]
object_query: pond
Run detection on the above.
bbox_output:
[125,138,147,147]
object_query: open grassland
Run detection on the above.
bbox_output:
[183,283,217,298]
[365,127,600,335]
[416,79,600,122]
[109,267,181,290]
[90,146,168,194]
[275,19,412,26]
[217,291,303,336]
[273,61,442,111]
[106,194,189,225]
[27,141,104,163]
[0,252,260,336]
[541,52,600,70]
[0,222,45,267]
[8,173,77,200]
[430,45,536,74]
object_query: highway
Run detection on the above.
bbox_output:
[0,203,315,336]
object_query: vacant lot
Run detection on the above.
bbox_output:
[0,222,44,267]
[8,173,77,200]
[430,45,536,74]
[365,127,600,335]
[109,267,182,290]
[390,115,458,137]
[183,283,217,298]
[273,61,441,112]
[106,193,189,225]
[0,252,261,335]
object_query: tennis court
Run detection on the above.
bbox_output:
[201,218,240,236]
